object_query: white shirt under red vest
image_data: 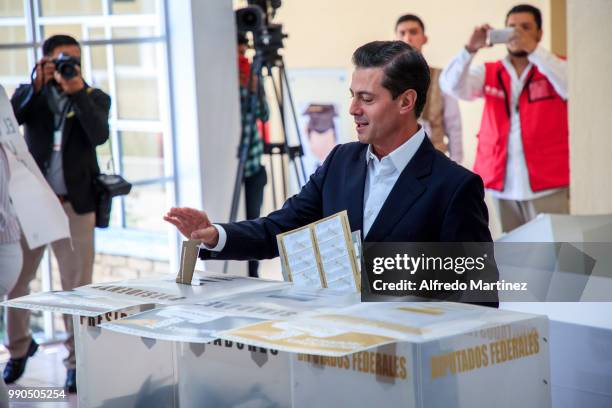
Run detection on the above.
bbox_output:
[440,46,568,201]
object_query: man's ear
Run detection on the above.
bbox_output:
[398,89,417,115]
[536,28,543,43]
[423,34,429,47]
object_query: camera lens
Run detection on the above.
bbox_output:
[236,6,264,32]
[242,11,257,26]
[59,64,77,79]
[53,54,79,80]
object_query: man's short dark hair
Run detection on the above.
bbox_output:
[395,14,425,33]
[506,4,542,30]
[352,41,430,118]
[42,35,80,56]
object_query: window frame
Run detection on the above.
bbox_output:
[0,0,176,342]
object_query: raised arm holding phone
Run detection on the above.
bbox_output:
[440,4,569,233]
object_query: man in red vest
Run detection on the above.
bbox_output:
[440,4,568,233]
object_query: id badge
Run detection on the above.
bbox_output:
[53,130,62,152]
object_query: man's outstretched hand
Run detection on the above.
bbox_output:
[164,207,219,247]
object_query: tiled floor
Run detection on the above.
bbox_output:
[1,344,77,407]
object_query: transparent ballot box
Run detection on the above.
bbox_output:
[5,275,551,407]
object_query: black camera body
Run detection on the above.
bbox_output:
[235,0,287,64]
[239,0,281,29]
[52,53,80,80]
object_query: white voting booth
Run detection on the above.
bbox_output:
[6,273,551,408]
[499,214,612,408]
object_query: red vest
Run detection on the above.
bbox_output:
[474,61,569,192]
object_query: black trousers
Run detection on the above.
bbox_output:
[244,165,267,277]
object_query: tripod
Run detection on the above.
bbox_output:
[259,56,309,208]
[224,48,307,274]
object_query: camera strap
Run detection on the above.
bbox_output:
[49,87,72,152]
[101,127,117,174]
[53,98,72,131]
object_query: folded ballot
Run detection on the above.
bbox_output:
[276,211,361,292]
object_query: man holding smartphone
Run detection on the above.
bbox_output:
[5,34,110,393]
[440,4,568,233]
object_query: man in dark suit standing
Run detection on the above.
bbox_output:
[165,41,491,266]
[5,35,110,393]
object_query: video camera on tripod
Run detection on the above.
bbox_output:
[235,0,287,62]
[221,0,309,275]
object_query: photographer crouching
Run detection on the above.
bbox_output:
[5,34,110,393]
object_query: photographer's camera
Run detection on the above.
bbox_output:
[52,53,80,80]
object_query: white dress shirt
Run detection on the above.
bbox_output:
[204,128,426,252]
[362,127,425,236]
[439,46,568,201]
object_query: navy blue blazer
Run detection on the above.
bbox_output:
[204,136,492,261]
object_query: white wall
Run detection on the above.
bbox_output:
[167,0,243,273]
[567,0,612,214]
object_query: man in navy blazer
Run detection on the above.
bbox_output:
[165,41,492,267]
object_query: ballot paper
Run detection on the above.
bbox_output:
[3,274,288,317]
[2,290,146,317]
[277,211,361,292]
[100,305,261,343]
[100,287,359,343]
[217,319,398,356]
[278,227,322,287]
[291,302,489,343]
[82,274,286,301]
[0,85,70,249]
[176,240,200,284]
[215,302,515,356]
[195,286,359,316]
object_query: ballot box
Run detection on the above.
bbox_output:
[499,213,612,408]
[73,325,293,407]
[5,274,551,408]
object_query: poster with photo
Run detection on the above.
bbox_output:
[284,69,353,185]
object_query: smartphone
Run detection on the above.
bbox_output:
[487,28,514,45]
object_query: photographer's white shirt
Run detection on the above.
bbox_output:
[439,46,567,201]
